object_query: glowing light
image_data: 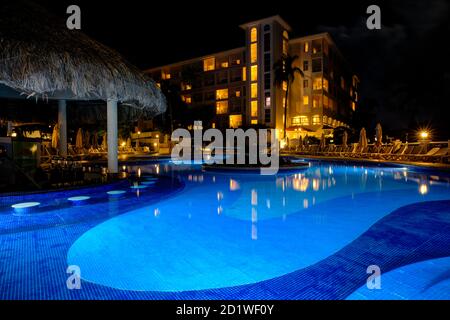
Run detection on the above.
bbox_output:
[419,184,428,195]
[122,165,127,171]
[11,202,40,212]
[68,196,90,202]
[11,132,17,137]
[420,131,429,139]
[229,179,240,191]
[217,191,224,201]
[121,142,126,147]
[137,168,141,178]
[251,189,258,205]
[107,190,126,196]
[153,142,158,147]
[137,131,141,135]
[30,144,38,153]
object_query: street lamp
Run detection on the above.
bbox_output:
[420,131,429,139]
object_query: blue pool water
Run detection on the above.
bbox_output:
[1,159,450,299]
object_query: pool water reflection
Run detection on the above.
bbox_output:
[67,160,450,292]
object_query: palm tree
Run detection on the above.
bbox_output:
[273,54,304,139]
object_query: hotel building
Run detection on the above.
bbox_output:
[145,16,359,140]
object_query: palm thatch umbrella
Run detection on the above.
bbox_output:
[75,128,83,149]
[359,128,368,149]
[0,0,166,172]
[51,124,59,149]
[342,131,348,148]
[375,123,383,147]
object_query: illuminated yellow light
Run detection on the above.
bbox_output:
[419,184,428,195]
[250,43,257,63]
[250,27,257,43]
[216,88,228,100]
[251,83,258,98]
[229,179,240,191]
[250,65,258,81]
[203,57,215,71]
[121,142,126,147]
[137,131,141,135]
[216,101,228,114]
[251,100,258,117]
[153,142,158,147]
[11,132,17,137]
[155,134,159,138]
[420,131,429,139]
[251,119,258,125]
[242,67,247,81]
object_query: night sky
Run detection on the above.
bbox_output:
[31,0,450,138]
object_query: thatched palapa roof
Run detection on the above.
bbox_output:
[0,0,166,115]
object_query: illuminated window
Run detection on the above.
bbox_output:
[323,95,329,108]
[235,59,241,65]
[212,122,216,128]
[313,95,320,108]
[292,116,309,125]
[303,95,309,105]
[283,40,288,55]
[216,101,228,114]
[235,90,241,98]
[282,81,288,91]
[323,78,329,92]
[242,67,247,81]
[216,89,228,100]
[300,116,309,125]
[221,61,229,68]
[250,43,257,63]
[265,96,271,107]
[313,77,323,90]
[250,27,257,43]
[312,115,321,125]
[251,83,258,98]
[229,115,242,128]
[250,65,258,81]
[251,119,258,125]
[182,95,192,104]
[251,100,258,117]
[181,82,192,91]
[352,102,356,111]
[161,70,171,80]
[203,57,215,71]
[304,42,309,53]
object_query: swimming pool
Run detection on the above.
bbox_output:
[1,159,449,299]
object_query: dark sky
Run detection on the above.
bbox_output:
[31,0,450,138]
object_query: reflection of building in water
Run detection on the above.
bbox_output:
[229,179,240,191]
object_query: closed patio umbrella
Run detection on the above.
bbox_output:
[320,133,326,150]
[342,131,348,148]
[359,128,368,149]
[84,131,91,148]
[375,123,382,147]
[51,124,59,149]
[102,133,107,150]
[298,135,303,150]
[75,128,83,149]
[92,132,98,148]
